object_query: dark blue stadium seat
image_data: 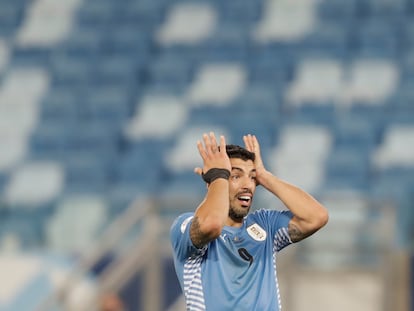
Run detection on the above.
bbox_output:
[147,54,195,87]
[29,122,72,161]
[2,0,414,307]
[0,209,48,249]
[39,88,81,124]
[324,147,371,191]
[348,17,401,58]
[317,0,358,22]
[112,141,165,195]
[11,46,51,68]
[332,113,381,151]
[63,153,111,194]
[65,122,120,159]
[80,87,133,126]
[76,0,121,29]
[213,0,263,21]
[0,172,8,194]
[297,23,350,60]
[0,1,25,38]
[357,0,407,18]
[50,53,94,88]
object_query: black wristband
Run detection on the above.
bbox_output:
[202,168,231,183]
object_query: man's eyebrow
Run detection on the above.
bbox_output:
[231,167,256,173]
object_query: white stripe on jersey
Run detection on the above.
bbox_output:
[183,253,206,311]
[273,227,293,310]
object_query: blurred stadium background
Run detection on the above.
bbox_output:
[0,0,413,310]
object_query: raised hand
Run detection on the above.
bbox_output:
[194,132,231,176]
[243,134,267,184]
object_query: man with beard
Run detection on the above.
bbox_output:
[170,132,329,311]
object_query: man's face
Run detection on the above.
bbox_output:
[228,158,257,220]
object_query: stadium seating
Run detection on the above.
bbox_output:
[0,0,414,309]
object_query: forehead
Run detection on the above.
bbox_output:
[230,158,255,172]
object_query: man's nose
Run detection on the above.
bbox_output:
[241,176,255,189]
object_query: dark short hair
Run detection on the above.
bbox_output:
[225,144,255,161]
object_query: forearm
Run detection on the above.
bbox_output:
[258,170,327,223]
[191,179,229,247]
[196,179,229,225]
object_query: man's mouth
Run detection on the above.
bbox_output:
[237,195,252,207]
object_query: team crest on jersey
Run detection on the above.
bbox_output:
[181,216,194,233]
[246,223,267,241]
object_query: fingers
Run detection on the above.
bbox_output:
[243,134,256,152]
[204,132,219,154]
[209,132,218,152]
[219,134,226,152]
[196,139,207,160]
[195,132,228,174]
[196,132,224,163]
[201,132,221,155]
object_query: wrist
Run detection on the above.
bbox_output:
[202,168,231,184]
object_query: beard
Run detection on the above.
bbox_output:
[228,205,250,221]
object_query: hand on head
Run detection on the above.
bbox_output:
[194,132,231,176]
[243,134,265,173]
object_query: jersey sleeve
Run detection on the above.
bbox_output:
[170,212,206,261]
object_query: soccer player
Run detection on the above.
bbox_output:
[170,132,329,311]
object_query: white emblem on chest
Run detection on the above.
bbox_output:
[246,223,267,241]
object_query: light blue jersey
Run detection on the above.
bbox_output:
[170,209,293,311]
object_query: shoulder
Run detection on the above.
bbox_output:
[170,212,195,234]
[247,209,293,230]
[249,208,293,220]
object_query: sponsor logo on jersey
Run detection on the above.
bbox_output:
[181,216,194,233]
[246,223,267,241]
